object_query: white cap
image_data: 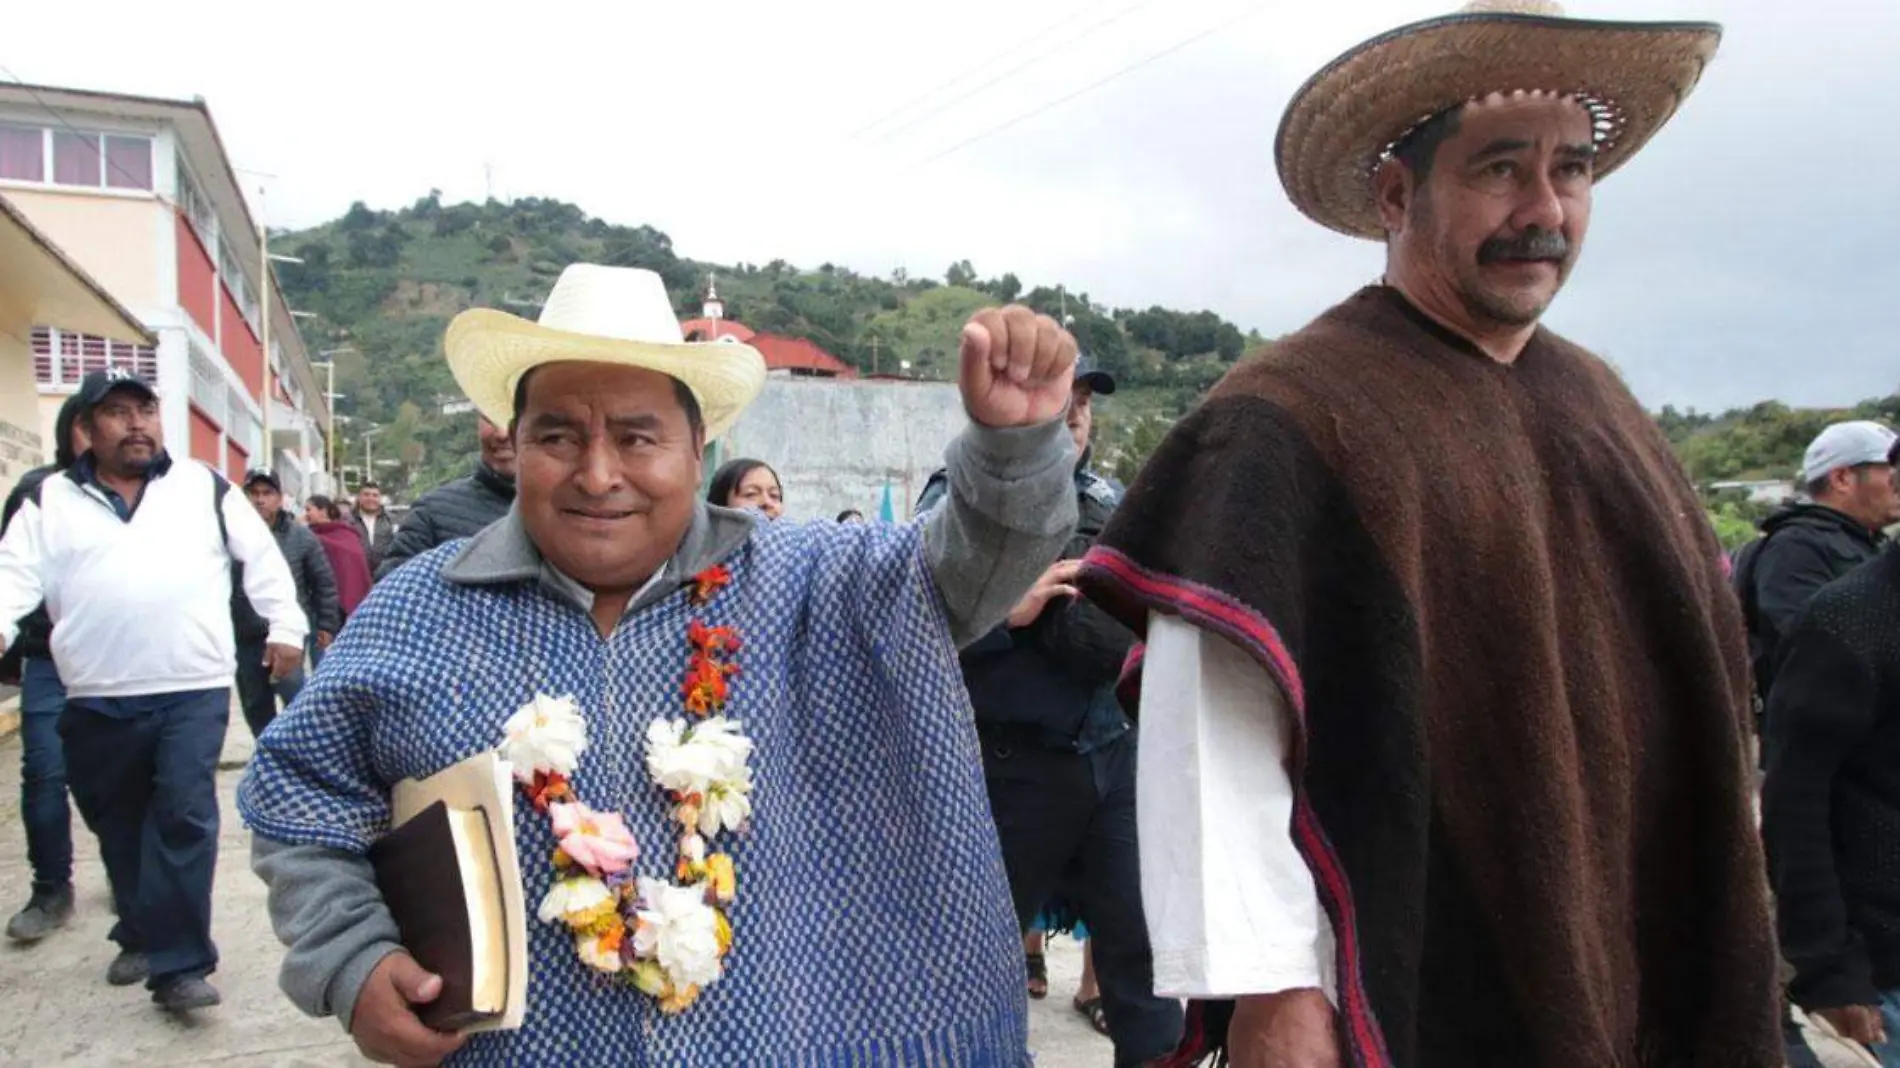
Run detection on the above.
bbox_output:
[1802,421,1899,484]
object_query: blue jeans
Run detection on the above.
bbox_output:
[58,688,228,985]
[235,637,303,739]
[18,658,73,893]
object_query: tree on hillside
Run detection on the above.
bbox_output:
[980,273,1022,304]
[946,260,977,288]
[1121,306,1245,361]
[1020,286,1128,376]
[338,201,381,233]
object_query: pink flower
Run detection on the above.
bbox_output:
[549,802,639,876]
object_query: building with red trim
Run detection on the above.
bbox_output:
[0,83,331,497]
[750,334,857,379]
[683,278,856,380]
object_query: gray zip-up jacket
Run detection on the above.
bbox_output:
[250,416,1076,1030]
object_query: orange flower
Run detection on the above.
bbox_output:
[528,770,574,813]
[689,565,732,605]
[683,656,735,716]
[688,621,741,657]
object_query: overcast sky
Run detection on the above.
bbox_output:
[7,0,1893,412]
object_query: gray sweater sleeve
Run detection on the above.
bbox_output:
[252,835,403,1031]
[923,418,1078,647]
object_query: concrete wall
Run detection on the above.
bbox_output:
[4,189,165,312]
[719,376,969,523]
[0,335,43,501]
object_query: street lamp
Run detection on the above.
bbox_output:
[361,425,386,480]
[311,347,355,490]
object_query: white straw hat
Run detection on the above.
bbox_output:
[1275,0,1722,239]
[445,265,767,440]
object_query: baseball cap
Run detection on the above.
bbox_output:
[1802,421,1900,484]
[75,368,157,412]
[243,468,282,492]
[1074,355,1116,396]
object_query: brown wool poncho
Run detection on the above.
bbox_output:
[1080,286,1780,1067]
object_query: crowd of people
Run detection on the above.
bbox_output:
[1,2,1898,1067]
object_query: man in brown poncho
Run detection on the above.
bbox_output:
[1077,2,1781,1066]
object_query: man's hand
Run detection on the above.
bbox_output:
[1229,989,1341,1068]
[1007,560,1083,628]
[959,305,1078,429]
[1814,1004,1888,1049]
[317,631,335,651]
[350,952,467,1067]
[264,642,303,682]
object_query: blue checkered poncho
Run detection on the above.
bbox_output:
[239,515,1029,1067]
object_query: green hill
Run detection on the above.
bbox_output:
[271,193,1257,494]
[273,192,1896,548]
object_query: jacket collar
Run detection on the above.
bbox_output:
[474,461,517,501]
[442,500,755,616]
[1769,503,1887,546]
[65,448,174,488]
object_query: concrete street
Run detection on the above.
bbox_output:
[0,707,1112,1067]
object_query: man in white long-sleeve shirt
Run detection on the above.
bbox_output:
[1078,4,1779,1067]
[0,369,306,1015]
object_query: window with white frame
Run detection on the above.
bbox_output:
[237,409,262,459]
[176,161,215,249]
[188,343,227,426]
[0,124,153,191]
[31,326,158,386]
[218,237,259,333]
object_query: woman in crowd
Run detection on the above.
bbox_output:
[302,495,373,644]
[708,458,784,520]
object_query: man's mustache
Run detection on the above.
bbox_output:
[1478,229,1569,265]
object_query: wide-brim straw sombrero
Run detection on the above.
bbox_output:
[445,264,766,441]
[1276,0,1721,240]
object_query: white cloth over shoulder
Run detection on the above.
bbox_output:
[1138,612,1336,1003]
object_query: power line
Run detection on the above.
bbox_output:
[865,0,1168,147]
[849,0,1100,139]
[921,3,1264,165]
[0,63,171,195]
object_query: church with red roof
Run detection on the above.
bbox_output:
[683,278,857,380]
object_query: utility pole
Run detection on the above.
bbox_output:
[362,425,385,480]
[868,335,880,377]
[313,347,355,489]
[259,207,272,470]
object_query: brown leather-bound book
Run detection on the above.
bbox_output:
[369,799,510,1032]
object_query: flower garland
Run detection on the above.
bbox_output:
[499,565,753,1015]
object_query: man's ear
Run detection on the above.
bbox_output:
[1373,159,1414,237]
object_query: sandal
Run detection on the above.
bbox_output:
[1025,952,1049,999]
[1073,995,1110,1037]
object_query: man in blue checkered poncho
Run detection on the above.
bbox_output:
[239,265,1083,1067]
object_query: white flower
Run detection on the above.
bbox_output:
[699,780,753,838]
[574,928,624,973]
[536,875,612,927]
[680,834,707,864]
[501,694,588,782]
[644,717,754,805]
[632,878,723,989]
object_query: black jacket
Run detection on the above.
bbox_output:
[234,510,342,642]
[920,457,1134,751]
[1763,545,1900,1010]
[2,395,84,677]
[350,509,399,575]
[376,462,515,580]
[2,465,59,664]
[1740,503,1886,701]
